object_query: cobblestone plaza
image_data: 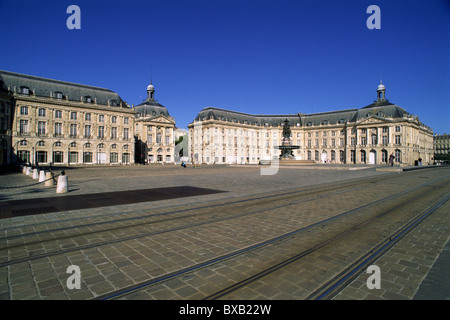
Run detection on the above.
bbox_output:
[0,164,449,301]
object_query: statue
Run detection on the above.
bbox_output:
[278,119,299,159]
[282,119,291,139]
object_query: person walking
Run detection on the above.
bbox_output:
[389,153,395,166]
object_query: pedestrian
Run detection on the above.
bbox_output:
[389,154,395,166]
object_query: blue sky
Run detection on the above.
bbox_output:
[1,0,449,133]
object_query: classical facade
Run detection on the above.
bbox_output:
[0,70,135,166]
[189,83,434,165]
[133,83,176,164]
[434,134,450,162]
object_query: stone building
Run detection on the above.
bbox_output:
[0,70,135,166]
[434,134,450,163]
[189,82,434,165]
[0,79,13,166]
[133,83,176,164]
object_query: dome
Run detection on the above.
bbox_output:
[147,84,155,91]
[377,82,385,91]
[134,100,170,118]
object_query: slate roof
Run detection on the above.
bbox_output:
[194,107,299,127]
[133,98,170,118]
[0,70,126,107]
[193,100,409,128]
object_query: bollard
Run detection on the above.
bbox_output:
[32,168,39,179]
[56,175,68,193]
[26,167,32,176]
[39,170,46,182]
[45,172,54,187]
[22,166,27,174]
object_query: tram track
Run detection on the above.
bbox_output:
[94,172,450,300]
[0,172,396,234]
[204,188,450,300]
[1,168,449,300]
[0,173,403,266]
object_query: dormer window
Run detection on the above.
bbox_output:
[110,100,117,106]
[20,87,30,95]
[55,92,63,100]
[85,96,93,103]
[322,120,328,125]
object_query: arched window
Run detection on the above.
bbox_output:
[395,149,401,163]
[361,150,366,163]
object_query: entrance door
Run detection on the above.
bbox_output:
[369,151,376,164]
[97,152,106,164]
[321,151,327,163]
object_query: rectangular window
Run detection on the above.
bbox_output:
[69,152,78,164]
[70,124,77,137]
[52,151,64,164]
[361,137,366,146]
[18,150,30,163]
[124,117,129,124]
[36,151,47,164]
[111,127,117,139]
[83,152,93,163]
[20,106,28,115]
[165,135,170,145]
[55,110,62,119]
[85,125,91,138]
[85,113,91,121]
[38,121,46,136]
[395,135,401,144]
[38,108,46,117]
[110,152,119,163]
[70,112,77,120]
[19,120,28,134]
[156,133,162,144]
[98,126,105,138]
[123,128,129,140]
[99,114,104,122]
[148,134,152,144]
[122,153,130,164]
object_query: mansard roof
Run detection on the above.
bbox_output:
[0,70,127,107]
[194,107,298,127]
[193,101,410,128]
